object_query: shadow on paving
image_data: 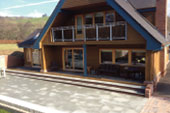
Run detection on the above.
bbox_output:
[155,64,170,97]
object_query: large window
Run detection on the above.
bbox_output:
[101,50,112,64]
[115,50,128,64]
[85,14,93,25]
[105,12,115,24]
[132,51,146,65]
[95,12,104,25]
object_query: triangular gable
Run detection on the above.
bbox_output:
[33,0,165,50]
[106,0,164,50]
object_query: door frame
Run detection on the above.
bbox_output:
[75,15,84,40]
[62,48,84,72]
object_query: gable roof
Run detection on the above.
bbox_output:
[115,0,167,44]
[33,0,168,51]
[128,0,156,9]
[18,29,41,48]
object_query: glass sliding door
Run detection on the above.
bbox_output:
[64,49,73,70]
[74,49,83,70]
[64,48,84,71]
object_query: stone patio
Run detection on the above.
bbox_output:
[0,74,148,113]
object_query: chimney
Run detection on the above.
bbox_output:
[155,0,168,37]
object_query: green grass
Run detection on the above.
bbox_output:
[0,109,10,113]
[0,44,22,50]
[10,17,49,25]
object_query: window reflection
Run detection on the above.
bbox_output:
[132,51,146,65]
[101,50,112,64]
[115,50,128,64]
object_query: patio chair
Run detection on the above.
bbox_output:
[50,62,60,72]
[0,68,6,78]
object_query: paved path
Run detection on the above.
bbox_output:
[141,64,170,113]
[0,74,148,113]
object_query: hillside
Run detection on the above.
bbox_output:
[0,17,48,40]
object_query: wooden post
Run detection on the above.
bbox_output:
[41,47,47,72]
[51,28,55,42]
[84,26,86,42]
[83,44,88,76]
[110,24,112,41]
[96,25,99,41]
[62,28,64,42]
[72,27,75,42]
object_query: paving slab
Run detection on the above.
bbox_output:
[0,74,148,113]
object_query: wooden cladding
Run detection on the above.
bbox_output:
[62,0,106,9]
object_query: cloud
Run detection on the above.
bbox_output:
[168,0,170,16]
[26,10,43,18]
[0,11,20,17]
[4,0,59,10]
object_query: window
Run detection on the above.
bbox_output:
[85,14,93,25]
[101,50,112,64]
[95,12,104,25]
[132,51,146,65]
[115,50,128,64]
[105,12,115,24]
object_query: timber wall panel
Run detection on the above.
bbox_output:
[62,0,105,9]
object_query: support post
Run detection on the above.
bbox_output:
[51,28,55,42]
[83,44,88,76]
[110,24,112,41]
[62,28,64,42]
[72,27,75,42]
[96,25,99,41]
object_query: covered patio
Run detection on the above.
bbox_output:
[42,44,146,83]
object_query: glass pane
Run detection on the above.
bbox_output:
[74,49,83,70]
[115,50,128,64]
[85,14,93,25]
[65,49,73,69]
[101,50,112,64]
[95,12,104,25]
[77,16,82,34]
[106,12,115,24]
[132,51,146,65]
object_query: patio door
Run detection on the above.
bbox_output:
[75,15,84,40]
[63,48,84,71]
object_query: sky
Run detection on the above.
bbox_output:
[0,0,59,17]
[0,0,170,18]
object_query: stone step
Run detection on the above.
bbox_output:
[6,69,146,96]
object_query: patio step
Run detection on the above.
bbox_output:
[6,69,146,96]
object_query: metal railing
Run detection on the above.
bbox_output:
[52,21,127,42]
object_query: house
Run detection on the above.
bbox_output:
[18,29,42,67]
[19,0,169,87]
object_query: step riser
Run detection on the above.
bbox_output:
[6,71,145,90]
[7,73,145,96]
[7,72,145,96]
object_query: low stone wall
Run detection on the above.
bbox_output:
[0,55,24,68]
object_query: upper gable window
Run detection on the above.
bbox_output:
[95,12,104,25]
[105,12,115,24]
[85,14,93,25]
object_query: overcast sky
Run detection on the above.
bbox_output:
[0,0,169,18]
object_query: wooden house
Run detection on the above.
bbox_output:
[20,0,170,86]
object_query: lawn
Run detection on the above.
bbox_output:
[0,44,23,55]
[0,44,22,50]
[0,109,10,113]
